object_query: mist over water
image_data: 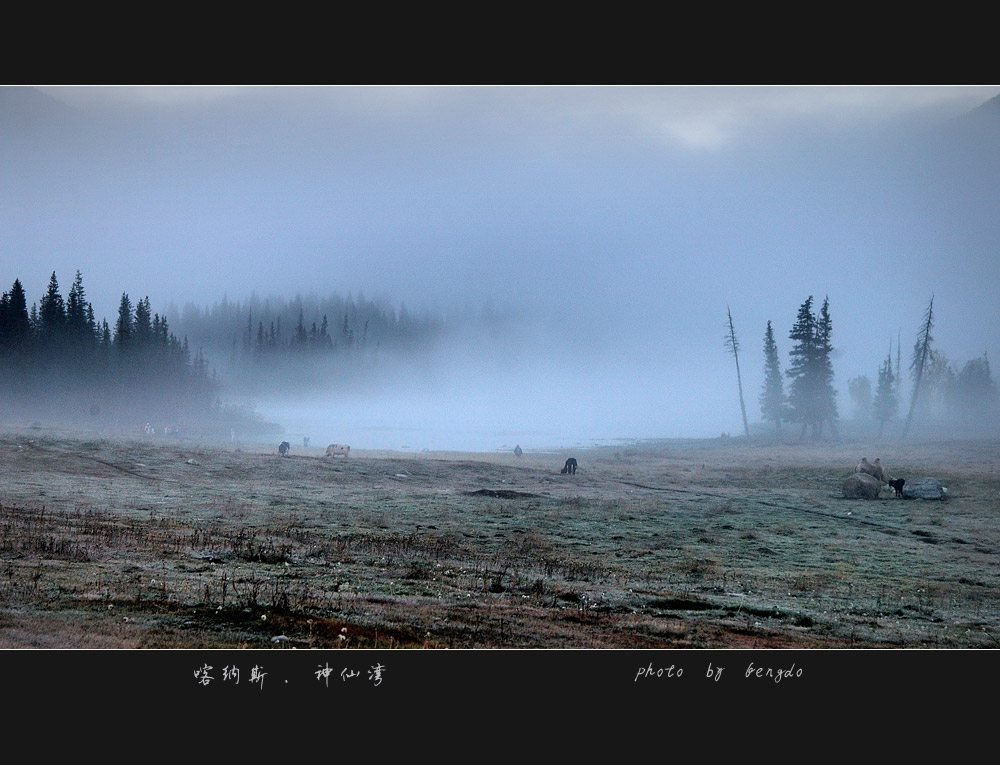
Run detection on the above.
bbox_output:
[252,363,724,453]
[237,315,731,452]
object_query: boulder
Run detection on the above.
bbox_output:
[901,477,947,500]
[842,472,884,499]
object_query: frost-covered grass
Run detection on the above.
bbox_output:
[1,426,998,648]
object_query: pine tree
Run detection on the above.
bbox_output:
[320,314,331,349]
[342,313,352,348]
[848,376,873,421]
[873,351,898,437]
[786,295,838,439]
[65,270,89,337]
[133,296,153,350]
[295,309,307,348]
[86,304,97,339]
[114,293,134,351]
[759,320,785,431]
[38,271,66,344]
[1,278,31,348]
[952,353,998,423]
[816,296,839,436]
[921,349,954,420]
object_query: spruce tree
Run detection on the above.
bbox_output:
[759,320,785,431]
[952,353,998,423]
[848,376,873,421]
[66,271,89,337]
[320,314,331,349]
[786,296,817,437]
[38,271,66,344]
[816,296,839,436]
[133,297,153,350]
[295,309,307,348]
[873,350,897,437]
[86,304,97,338]
[2,279,31,347]
[342,313,352,348]
[786,295,839,439]
[114,292,134,351]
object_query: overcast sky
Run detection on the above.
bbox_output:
[3,85,999,447]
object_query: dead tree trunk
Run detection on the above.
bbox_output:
[725,306,751,439]
[902,295,934,441]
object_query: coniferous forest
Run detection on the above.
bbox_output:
[167,291,450,396]
[753,294,1000,441]
[4,270,999,443]
[0,271,230,435]
[0,270,458,437]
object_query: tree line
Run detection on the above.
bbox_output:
[169,291,445,362]
[165,292,458,396]
[740,294,998,440]
[0,270,220,431]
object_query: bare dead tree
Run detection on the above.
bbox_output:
[725,306,751,439]
[902,294,935,440]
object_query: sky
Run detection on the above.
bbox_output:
[2,85,999,449]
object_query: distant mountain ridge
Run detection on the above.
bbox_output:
[968,92,1000,116]
[0,86,78,137]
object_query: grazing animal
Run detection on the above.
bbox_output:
[855,457,888,483]
[561,457,578,475]
[870,458,888,483]
[888,477,906,497]
[514,444,523,457]
[325,443,350,458]
[278,441,290,457]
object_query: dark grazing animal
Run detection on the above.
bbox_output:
[888,478,906,497]
[278,441,290,457]
[561,457,578,475]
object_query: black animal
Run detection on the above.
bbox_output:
[561,457,578,475]
[514,444,523,457]
[278,441,290,457]
[888,477,905,497]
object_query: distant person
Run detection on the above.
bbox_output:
[304,436,310,448]
[514,444,523,457]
